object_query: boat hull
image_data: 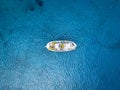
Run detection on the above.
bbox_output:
[45,40,77,52]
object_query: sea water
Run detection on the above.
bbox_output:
[0,0,120,90]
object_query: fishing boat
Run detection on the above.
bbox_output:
[45,40,77,52]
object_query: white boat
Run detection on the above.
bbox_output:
[45,40,77,52]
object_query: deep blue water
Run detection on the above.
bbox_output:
[0,0,120,90]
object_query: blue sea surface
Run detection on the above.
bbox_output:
[0,0,120,90]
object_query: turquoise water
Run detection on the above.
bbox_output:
[0,0,120,90]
